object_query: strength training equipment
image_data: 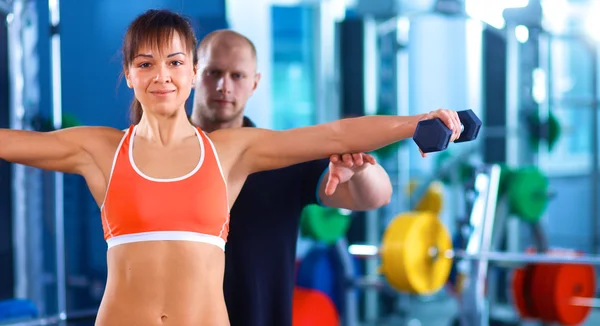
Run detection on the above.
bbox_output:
[502,165,552,223]
[300,205,352,244]
[295,246,348,314]
[434,150,476,185]
[350,211,600,296]
[0,299,38,321]
[512,260,595,325]
[526,110,562,153]
[406,179,444,214]
[413,109,482,153]
[379,212,453,294]
[292,287,339,326]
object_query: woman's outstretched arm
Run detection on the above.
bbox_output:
[0,126,118,174]
[224,109,461,175]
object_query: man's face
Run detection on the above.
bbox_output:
[194,41,260,124]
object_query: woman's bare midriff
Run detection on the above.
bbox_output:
[95,241,229,326]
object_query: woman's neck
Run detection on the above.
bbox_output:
[136,111,195,146]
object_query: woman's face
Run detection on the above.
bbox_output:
[125,32,196,118]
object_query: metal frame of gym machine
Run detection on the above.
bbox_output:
[3,0,66,324]
[503,0,600,256]
[335,1,485,324]
[1,0,96,325]
[4,0,50,316]
[333,2,600,326]
[458,2,600,324]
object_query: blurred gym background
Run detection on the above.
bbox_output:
[0,0,598,325]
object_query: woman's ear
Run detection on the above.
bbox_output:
[124,69,132,88]
[192,64,198,85]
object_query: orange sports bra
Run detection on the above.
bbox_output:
[100,125,230,251]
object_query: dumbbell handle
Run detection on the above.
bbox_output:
[426,117,464,135]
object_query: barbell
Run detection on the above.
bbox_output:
[347,211,600,324]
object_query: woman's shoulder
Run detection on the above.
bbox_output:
[65,125,129,147]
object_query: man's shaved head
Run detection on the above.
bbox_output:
[197,29,257,67]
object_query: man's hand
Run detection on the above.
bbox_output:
[324,153,377,195]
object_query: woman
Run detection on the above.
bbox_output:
[1,9,462,326]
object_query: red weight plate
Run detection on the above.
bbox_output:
[553,264,595,325]
[292,287,339,326]
[530,264,559,322]
[511,266,537,319]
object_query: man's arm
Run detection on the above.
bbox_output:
[317,163,392,211]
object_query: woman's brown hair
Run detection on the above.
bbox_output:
[121,9,198,124]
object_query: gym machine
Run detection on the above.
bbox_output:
[346,161,600,326]
[5,0,47,314]
[1,0,70,323]
[0,0,14,303]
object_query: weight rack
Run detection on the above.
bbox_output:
[454,163,600,326]
[455,164,503,325]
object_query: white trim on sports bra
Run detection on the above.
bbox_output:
[106,231,226,250]
[128,125,205,182]
[100,128,130,211]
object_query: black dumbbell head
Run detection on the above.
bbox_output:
[413,119,452,153]
[455,110,482,143]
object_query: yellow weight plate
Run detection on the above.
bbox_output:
[379,213,416,292]
[415,181,444,215]
[406,180,445,215]
[380,211,453,294]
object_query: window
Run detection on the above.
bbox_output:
[270,5,317,130]
[539,35,596,175]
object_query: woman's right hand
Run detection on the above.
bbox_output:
[418,109,462,158]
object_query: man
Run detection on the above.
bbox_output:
[191,29,393,326]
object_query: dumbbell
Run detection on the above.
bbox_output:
[413,109,482,153]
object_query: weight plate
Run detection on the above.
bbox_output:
[406,180,445,215]
[380,212,453,294]
[434,151,475,185]
[553,264,595,325]
[292,287,339,326]
[532,264,559,322]
[507,166,549,223]
[511,266,538,319]
[295,246,346,314]
[0,299,38,320]
[527,110,562,153]
[374,141,403,159]
[300,205,352,244]
[546,111,562,152]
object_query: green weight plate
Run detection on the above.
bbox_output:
[497,164,513,196]
[546,111,562,152]
[434,151,475,185]
[38,113,81,131]
[374,141,403,159]
[507,166,549,223]
[300,204,352,244]
[527,111,562,153]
